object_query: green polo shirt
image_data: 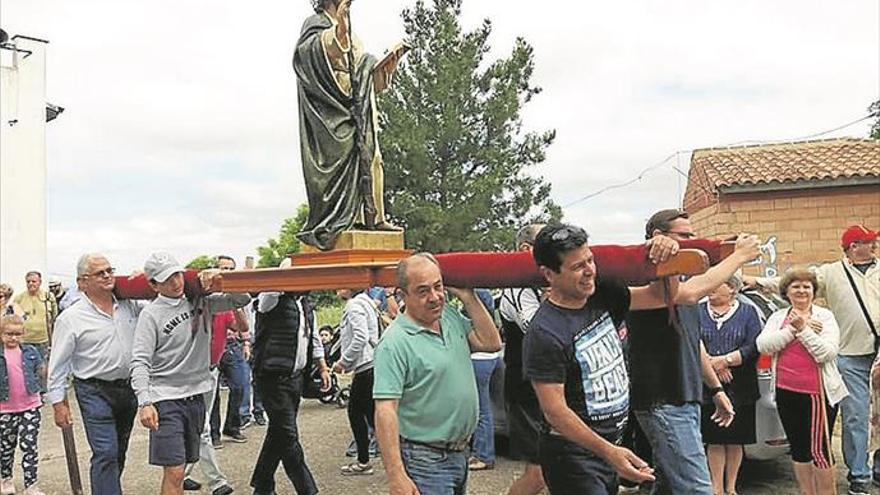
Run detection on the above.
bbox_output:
[373,305,479,443]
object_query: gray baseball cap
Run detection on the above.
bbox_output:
[144,252,184,283]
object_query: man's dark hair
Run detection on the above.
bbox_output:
[645,209,689,239]
[532,224,590,273]
[215,255,236,269]
[25,271,41,279]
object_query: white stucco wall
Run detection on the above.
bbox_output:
[0,36,48,289]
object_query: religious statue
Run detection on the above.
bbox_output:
[293,0,409,250]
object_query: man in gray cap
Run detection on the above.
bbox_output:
[131,252,250,495]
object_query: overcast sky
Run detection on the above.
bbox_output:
[2,0,877,282]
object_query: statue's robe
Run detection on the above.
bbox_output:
[293,12,388,251]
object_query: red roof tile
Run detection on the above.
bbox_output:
[690,138,879,189]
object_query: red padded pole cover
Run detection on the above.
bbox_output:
[435,239,725,288]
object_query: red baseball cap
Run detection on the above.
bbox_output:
[841,225,878,248]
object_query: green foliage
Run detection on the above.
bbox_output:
[378,0,561,253]
[870,100,880,140]
[257,204,310,268]
[186,255,216,270]
[316,301,344,330]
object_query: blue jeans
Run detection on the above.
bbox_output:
[240,358,264,421]
[400,440,469,495]
[73,378,138,495]
[471,357,498,464]
[218,344,248,435]
[239,359,253,422]
[635,403,713,495]
[838,354,873,482]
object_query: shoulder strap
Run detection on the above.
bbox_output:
[840,260,878,338]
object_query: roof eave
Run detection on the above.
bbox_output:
[719,176,880,194]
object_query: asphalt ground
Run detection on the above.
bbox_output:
[15,391,865,495]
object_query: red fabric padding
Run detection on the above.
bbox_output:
[436,239,725,288]
[113,271,204,300]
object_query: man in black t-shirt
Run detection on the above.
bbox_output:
[522,224,681,494]
[628,209,760,495]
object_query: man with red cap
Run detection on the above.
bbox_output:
[748,224,878,494]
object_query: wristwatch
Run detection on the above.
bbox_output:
[709,386,724,396]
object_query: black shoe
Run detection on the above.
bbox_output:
[223,431,247,443]
[240,418,253,431]
[212,437,224,449]
[254,415,267,426]
[848,480,871,495]
[184,478,202,491]
[212,485,234,495]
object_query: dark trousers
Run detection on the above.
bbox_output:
[73,378,138,495]
[348,368,376,464]
[539,433,618,494]
[250,371,318,495]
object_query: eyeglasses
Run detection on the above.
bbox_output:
[663,231,697,239]
[86,267,116,278]
[219,266,235,271]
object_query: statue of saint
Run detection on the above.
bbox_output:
[293,0,407,250]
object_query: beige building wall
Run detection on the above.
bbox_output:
[688,184,880,276]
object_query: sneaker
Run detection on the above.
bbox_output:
[849,480,871,495]
[24,485,46,495]
[224,431,248,443]
[467,457,494,471]
[0,478,14,495]
[240,418,253,431]
[184,478,202,491]
[213,437,224,449]
[212,485,234,495]
[254,415,267,426]
[345,439,358,457]
[341,462,374,476]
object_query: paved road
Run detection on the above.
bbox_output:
[18,393,859,494]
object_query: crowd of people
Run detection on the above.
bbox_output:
[0,217,877,495]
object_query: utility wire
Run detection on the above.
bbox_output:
[563,113,875,208]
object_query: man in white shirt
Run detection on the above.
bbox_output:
[48,253,141,495]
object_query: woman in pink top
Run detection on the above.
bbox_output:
[757,268,848,495]
[0,315,45,495]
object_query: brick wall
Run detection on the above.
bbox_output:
[687,184,880,273]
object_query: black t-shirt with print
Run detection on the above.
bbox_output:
[522,277,631,443]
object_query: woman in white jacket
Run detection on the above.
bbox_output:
[756,267,848,495]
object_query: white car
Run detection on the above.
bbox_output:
[738,289,789,461]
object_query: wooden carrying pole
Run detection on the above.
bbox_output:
[112,240,733,299]
[62,425,85,495]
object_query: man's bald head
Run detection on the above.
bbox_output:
[396,252,440,292]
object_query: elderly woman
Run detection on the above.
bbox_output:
[699,275,762,495]
[0,284,24,318]
[756,268,848,495]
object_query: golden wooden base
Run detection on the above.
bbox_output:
[301,230,404,253]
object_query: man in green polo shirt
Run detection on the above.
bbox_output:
[374,253,502,495]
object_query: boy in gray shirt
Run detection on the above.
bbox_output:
[131,252,250,495]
